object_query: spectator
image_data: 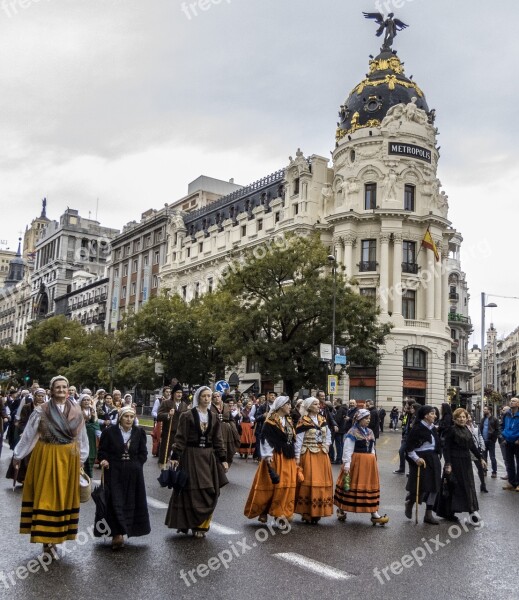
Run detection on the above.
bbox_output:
[501,398,519,491]
[378,406,386,433]
[479,405,499,479]
[365,400,379,440]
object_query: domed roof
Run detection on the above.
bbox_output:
[336,50,431,144]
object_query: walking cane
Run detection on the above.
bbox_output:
[415,464,421,524]
[162,413,174,470]
[246,422,257,463]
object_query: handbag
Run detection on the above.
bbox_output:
[79,468,91,503]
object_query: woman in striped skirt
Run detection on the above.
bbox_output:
[334,408,389,526]
[13,376,89,554]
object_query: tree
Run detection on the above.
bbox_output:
[204,233,391,396]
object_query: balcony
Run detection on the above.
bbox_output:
[449,292,459,300]
[448,312,471,326]
[402,262,419,274]
[405,320,430,329]
[359,261,377,272]
[451,363,472,373]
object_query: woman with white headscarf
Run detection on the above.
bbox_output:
[13,375,89,554]
[165,386,229,538]
[244,395,297,523]
[333,408,389,526]
[294,397,334,524]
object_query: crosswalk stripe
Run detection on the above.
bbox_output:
[274,553,353,580]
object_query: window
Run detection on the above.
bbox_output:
[152,275,158,289]
[402,289,416,319]
[241,225,247,237]
[364,183,377,209]
[360,239,376,271]
[403,348,426,368]
[122,285,127,298]
[360,288,377,302]
[154,229,162,243]
[114,268,119,278]
[275,212,280,223]
[133,239,140,252]
[194,282,200,299]
[257,219,263,232]
[123,264,128,277]
[181,285,187,301]
[402,241,418,273]
[293,177,300,195]
[186,247,191,258]
[115,249,122,259]
[198,242,203,253]
[208,277,213,293]
[404,184,415,211]
[246,357,260,373]
[143,255,149,266]
[294,203,299,216]
[124,244,130,256]
[130,283,136,296]
[132,259,138,273]
[154,250,160,264]
[145,235,151,248]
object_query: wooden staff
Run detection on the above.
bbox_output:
[163,411,174,470]
[415,464,421,524]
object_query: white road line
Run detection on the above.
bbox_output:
[274,553,354,580]
[147,497,169,509]
[209,523,241,535]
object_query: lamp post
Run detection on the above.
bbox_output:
[328,254,337,400]
[480,293,497,420]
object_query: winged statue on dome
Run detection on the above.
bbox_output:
[362,12,409,50]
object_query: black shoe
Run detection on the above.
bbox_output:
[443,514,459,523]
[393,469,405,474]
[404,501,414,519]
[480,485,488,493]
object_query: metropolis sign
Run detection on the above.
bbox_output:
[388,142,432,163]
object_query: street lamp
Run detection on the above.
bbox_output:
[481,293,497,419]
[328,254,337,400]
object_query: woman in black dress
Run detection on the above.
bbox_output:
[98,405,150,549]
[441,408,486,525]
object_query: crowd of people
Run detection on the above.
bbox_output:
[2,379,518,557]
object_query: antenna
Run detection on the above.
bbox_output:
[95,197,99,221]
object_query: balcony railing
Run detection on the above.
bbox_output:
[405,320,430,329]
[359,261,377,272]
[451,363,471,372]
[448,313,471,325]
[402,262,419,274]
[449,292,459,300]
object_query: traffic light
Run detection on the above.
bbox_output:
[24,374,30,384]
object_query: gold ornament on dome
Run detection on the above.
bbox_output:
[336,113,381,141]
[352,75,423,97]
[369,56,404,75]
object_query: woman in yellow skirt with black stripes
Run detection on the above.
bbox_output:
[13,375,89,554]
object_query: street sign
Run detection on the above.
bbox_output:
[154,361,164,375]
[215,380,230,393]
[320,343,332,362]
[327,375,338,395]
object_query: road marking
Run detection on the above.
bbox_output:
[210,523,241,535]
[274,553,354,580]
[147,497,169,509]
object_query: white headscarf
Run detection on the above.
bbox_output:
[192,386,211,408]
[354,408,370,422]
[119,405,136,419]
[299,396,318,417]
[268,395,290,416]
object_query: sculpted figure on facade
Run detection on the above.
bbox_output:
[287,148,310,175]
[341,178,359,210]
[435,190,449,217]
[319,184,333,218]
[383,169,398,202]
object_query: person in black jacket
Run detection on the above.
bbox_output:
[479,405,500,477]
[437,402,453,446]
[365,400,379,440]
[378,407,386,433]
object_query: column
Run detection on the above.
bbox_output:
[434,243,442,320]
[392,233,402,316]
[334,238,344,267]
[379,233,390,315]
[425,248,435,320]
[441,254,449,323]
[343,234,355,277]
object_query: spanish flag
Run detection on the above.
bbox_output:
[421,227,439,261]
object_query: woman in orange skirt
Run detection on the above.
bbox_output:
[239,400,256,458]
[13,376,89,554]
[334,408,389,526]
[294,397,333,524]
[244,396,297,523]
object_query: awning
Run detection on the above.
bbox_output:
[239,380,260,394]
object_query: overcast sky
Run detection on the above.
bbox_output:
[0,0,517,345]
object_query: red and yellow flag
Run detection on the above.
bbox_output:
[421,227,439,261]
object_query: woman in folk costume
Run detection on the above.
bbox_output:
[98,404,151,549]
[79,393,100,478]
[244,395,297,523]
[13,376,89,554]
[211,391,241,465]
[165,386,229,538]
[294,397,334,524]
[334,408,389,526]
[404,405,442,524]
[239,399,256,458]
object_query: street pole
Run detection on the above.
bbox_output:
[481,292,485,420]
[328,255,337,402]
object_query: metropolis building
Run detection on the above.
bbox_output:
[158,26,472,406]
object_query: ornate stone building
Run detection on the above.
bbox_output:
[158,29,472,407]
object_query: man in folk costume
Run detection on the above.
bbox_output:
[157,383,188,468]
[13,375,89,554]
[404,405,442,524]
[244,395,297,523]
[294,397,334,524]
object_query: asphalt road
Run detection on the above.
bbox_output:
[0,432,515,600]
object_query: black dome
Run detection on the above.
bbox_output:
[336,50,431,143]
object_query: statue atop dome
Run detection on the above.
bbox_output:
[363,12,409,51]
